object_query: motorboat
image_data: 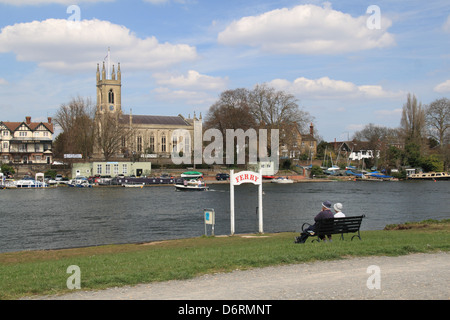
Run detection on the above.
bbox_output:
[181,171,203,179]
[271,177,294,184]
[175,179,209,191]
[14,179,48,188]
[68,176,93,188]
[13,173,48,188]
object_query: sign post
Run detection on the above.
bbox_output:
[229,170,263,235]
[204,208,215,236]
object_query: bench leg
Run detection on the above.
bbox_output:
[351,231,362,241]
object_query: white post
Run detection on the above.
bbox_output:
[258,169,263,234]
[230,170,235,235]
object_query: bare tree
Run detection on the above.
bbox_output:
[54,96,95,159]
[94,113,133,161]
[250,84,312,132]
[425,98,450,148]
[204,88,257,136]
[400,93,426,145]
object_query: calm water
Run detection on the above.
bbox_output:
[0,181,449,253]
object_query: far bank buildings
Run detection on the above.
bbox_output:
[72,61,202,177]
[1,60,317,177]
[95,61,201,159]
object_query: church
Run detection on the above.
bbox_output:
[93,61,202,161]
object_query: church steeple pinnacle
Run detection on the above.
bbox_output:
[102,62,106,80]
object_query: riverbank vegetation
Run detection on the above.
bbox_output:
[0,220,448,300]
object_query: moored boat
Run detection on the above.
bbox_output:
[122,183,144,188]
[408,172,450,181]
[13,173,49,188]
[68,176,93,188]
[271,177,294,184]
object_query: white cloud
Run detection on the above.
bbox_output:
[0,78,8,85]
[152,87,216,106]
[434,80,450,93]
[218,3,395,55]
[269,76,403,100]
[152,70,228,106]
[153,70,228,91]
[0,18,198,73]
[0,0,112,5]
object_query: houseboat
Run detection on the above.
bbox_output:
[407,172,450,181]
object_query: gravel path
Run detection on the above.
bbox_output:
[34,252,449,300]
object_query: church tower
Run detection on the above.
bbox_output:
[96,60,122,115]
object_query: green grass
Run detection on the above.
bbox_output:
[1,220,449,300]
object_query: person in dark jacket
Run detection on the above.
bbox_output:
[295,201,334,243]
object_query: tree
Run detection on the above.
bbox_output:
[204,88,257,136]
[425,98,449,149]
[352,124,401,168]
[250,83,313,132]
[54,96,95,159]
[400,93,426,145]
[95,113,133,161]
[204,84,314,161]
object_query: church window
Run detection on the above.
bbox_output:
[137,136,143,152]
[108,89,114,104]
[161,135,166,152]
[172,135,178,153]
[185,135,190,154]
[149,135,155,153]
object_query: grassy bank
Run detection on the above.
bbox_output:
[1,220,449,300]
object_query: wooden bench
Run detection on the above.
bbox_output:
[301,215,365,242]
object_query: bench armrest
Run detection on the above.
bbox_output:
[301,223,312,231]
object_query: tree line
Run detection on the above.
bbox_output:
[53,88,448,172]
[332,94,449,172]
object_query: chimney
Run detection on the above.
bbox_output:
[310,123,314,136]
[26,116,31,124]
[48,117,52,124]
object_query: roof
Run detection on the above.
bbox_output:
[119,114,190,126]
[0,121,54,133]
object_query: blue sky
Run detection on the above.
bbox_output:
[0,0,449,142]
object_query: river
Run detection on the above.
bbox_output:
[0,181,449,253]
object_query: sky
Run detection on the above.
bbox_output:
[0,0,449,142]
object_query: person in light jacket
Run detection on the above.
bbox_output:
[334,203,345,218]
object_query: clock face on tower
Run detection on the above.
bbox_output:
[109,105,115,111]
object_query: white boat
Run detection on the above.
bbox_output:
[408,172,450,181]
[68,176,93,188]
[13,173,48,188]
[123,183,144,188]
[14,179,48,188]
[175,179,209,191]
[180,171,203,179]
[271,177,294,184]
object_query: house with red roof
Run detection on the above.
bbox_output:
[0,116,54,165]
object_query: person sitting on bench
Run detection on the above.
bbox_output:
[295,201,334,244]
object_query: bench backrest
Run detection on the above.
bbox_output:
[315,215,365,235]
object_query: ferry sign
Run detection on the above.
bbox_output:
[232,171,261,186]
[230,170,264,235]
